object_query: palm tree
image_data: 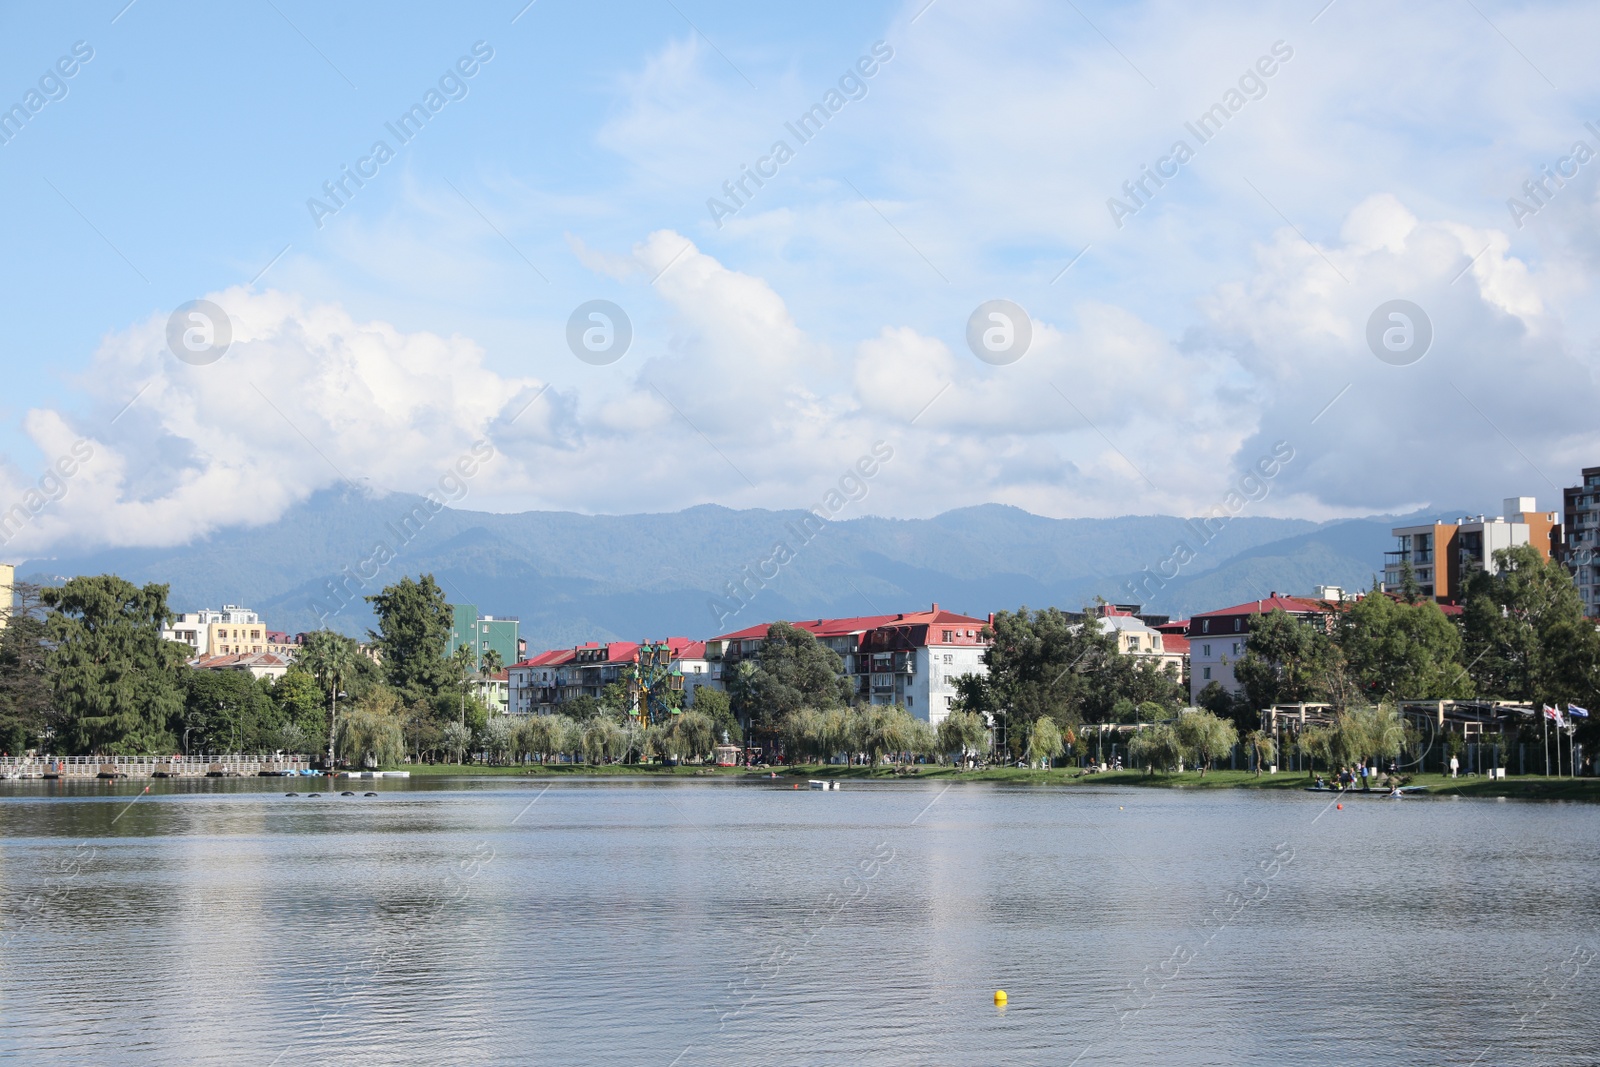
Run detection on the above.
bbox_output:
[449,644,478,727]
[478,648,505,712]
[299,630,361,772]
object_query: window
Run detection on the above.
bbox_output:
[1232,642,1240,655]
[1234,619,1242,632]
[1203,667,1212,679]
[1202,620,1210,633]
[943,654,953,664]
[1202,644,1211,656]
[942,630,953,642]
[906,697,913,707]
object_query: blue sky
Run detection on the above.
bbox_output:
[3,0,1600,554]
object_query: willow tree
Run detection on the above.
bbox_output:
[936,710,989,765]
[1025,715,1064,767]
[338,699,404,768]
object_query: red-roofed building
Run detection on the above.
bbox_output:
[506,637,710,716]
[707,605,992,725]
[192,650,295,682]
[1185,593,1338,702]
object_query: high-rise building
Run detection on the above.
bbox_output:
[1382,497,1559,603]
[446,603,521,668]
[1561,467,1600,616]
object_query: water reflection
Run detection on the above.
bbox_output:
[1,779,1596,1065]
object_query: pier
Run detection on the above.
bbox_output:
[0,754,314,779]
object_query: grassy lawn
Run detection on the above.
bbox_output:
[380,761,1600,799]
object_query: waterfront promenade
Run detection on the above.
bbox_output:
[0,754,313,779]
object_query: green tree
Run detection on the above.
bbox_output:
[1196,680,1234,719]
[181,669,278,753]
[662,710,716,762]
[1338,703,1407,771]
[0,582,54,754]
[42,575,186,754]
[581,716,626,763]
[1244,729,1277,776]
[441,721,473,764]
[1462,545,1600,708]
[270,670,327,748]
[366,576,454,703]
[779,707,825,763]
[959,607,1119,756]
[732,623,849,744]
[1128,723,1181,773]
[338,687,405,768]
[298,630,362,769]
[936,709,989,764]
[480,715,517,765]
[1173,709,1237,774]
[1336,583,1471,700]
[1232,608,1336,712]
[691,686,741,745]
[1025,715,1064,767]
[479,648,504,679]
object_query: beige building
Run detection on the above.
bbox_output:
[0,563,12,631]
[192,650,293,681]
[1089,606,1186,679]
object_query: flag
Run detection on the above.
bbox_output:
[1568,704,1590,719]
[1544,705,1560,721]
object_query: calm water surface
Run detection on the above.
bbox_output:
[0,776,1595,1065]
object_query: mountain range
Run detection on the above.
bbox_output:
[16,490,1428,654]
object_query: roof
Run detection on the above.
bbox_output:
[1160,633,1191,653]
[1190,595,1329,619]
[511,636,706,669]
[1092,614,1158,635]
[711,605,989,644]
[193,651,294,670]
[513,648,577,669]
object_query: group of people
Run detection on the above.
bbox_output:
[1084,756,1123,773]
[1314,764,1380,792]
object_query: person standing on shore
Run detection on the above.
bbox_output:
[1449,755,1459,779]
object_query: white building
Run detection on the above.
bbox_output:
[708,606,992,726]
[1185,593,1336,702]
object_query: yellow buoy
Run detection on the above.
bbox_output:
[993,990,1007,1005]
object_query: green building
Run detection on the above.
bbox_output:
[446,604,521,669]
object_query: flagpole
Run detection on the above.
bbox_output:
[1543,709,1550,778]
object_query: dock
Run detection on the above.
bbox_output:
[0,754,315,780]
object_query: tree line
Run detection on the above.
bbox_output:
[0,573,506,763]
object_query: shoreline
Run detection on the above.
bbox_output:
[384,763,1600,800]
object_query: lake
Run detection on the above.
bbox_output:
[1,777,1596,1065]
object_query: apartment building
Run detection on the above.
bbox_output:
[163,605,268,658]
[1088,604,1186,680]
[707,605,992,726]
[1383,497,1559,602]
[447,603,521,668]
[0,563,12,632]
[506,637,705,717]
[1185,593,1336,702]
[1562,467,1600,616]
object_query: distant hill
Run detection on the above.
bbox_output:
[16,491,1418,653]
